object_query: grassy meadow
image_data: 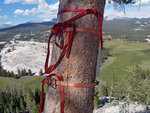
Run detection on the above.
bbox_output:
[99,39,150,83]
[0,76,45,91]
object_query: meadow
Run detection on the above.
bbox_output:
[0,76,45,91]
[99,39,150,83]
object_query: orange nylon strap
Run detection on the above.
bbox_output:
[64,27,100,37]
[39,73,64,113]
[45,27,100,74]
[54,81,97,88]
[39,75,97,113]
[45,9,103,74]
[58,9,103,49]
[40,8,103,113]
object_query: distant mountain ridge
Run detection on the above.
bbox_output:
[0,17,150,42]
[0,21,56,32]
[0,24,12,29]
[103,17,150,41]
[0,19,57,42]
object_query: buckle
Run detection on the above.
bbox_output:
[95,80,99,85]
[46,77,57,89]
[51,80,57,89]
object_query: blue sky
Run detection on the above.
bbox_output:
[0,0,150,25]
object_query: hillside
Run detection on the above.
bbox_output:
[0,40,53,75]
[0,21,56,42]
[103,19,150,41]
[0,18,150,42]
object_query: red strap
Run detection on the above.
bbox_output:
[39,73,64,113]
[58,9,103,49]
[54,81,97,88]
[64,27,100,37]
[45,27,101,74]
[45,9,103,74]
[39,74,97,113]
[40,8,103,113]
[45,25,75,74]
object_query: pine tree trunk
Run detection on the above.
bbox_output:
[44,0,106,113]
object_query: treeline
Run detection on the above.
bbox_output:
[0,67,16,78]
[0,67,33,79]
[0,67,44,78]
[100,48,111,66]
[0,88,44,113]
[17,69,32,77]
[95,65,150,108]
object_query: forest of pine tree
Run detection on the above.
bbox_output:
[0,87,44,113]
[95,65,150,109]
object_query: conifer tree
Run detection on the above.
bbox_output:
[94,91,99,108]
[17,68,21,76]
[39,69,43,76]
[109,72,116,102]
[9,104,13,113]
[16,107,19,113]
[11,71,15,78]
[8,71,11,77]
[4,110,6,113]
[128,66,144,102]
[6,107,10,113]
[31,99,38,113]
[28,69,32,76]
[20,98,25,111]
[25,88,33,111]
[10,95,15,110]
[34,88,40,104]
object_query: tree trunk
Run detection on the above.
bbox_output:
[44,0,106,113]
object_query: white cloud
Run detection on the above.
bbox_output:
[4,0,38,4]
[5,22,12,24]
[14,9,38,16]
[14,0,59,20]
[0,15,8,20]
[14,9,25,15]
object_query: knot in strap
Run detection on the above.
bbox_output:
[51,22,63,34]
[86,9,99,14]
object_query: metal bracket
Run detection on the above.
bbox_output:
[46,77,57,89]
[95,80,99,85]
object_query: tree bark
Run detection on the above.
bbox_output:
[44,0,106,113]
